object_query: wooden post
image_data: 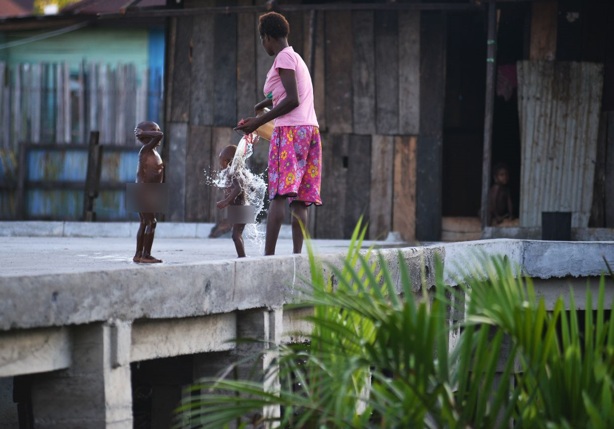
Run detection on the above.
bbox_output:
[16,143,28,220]
[607,112,614,227]
[480,0,497,229]
[307,10,317,75]
[83,131,102,222]
[416,11,445,241]
[393,135,417,242]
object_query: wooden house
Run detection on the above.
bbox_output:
[1,0,613,242]
[154,0,614,242]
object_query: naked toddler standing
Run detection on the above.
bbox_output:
[133,121,164,263]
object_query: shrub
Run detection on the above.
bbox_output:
[176,223,614,428]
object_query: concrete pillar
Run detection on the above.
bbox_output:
[0,377,18,428]
[237,308,282,427]
[192,308,283,428]
[29,321,132,429]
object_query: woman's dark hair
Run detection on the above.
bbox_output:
[259,12,290,39]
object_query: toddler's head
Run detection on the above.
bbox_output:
[219,145,237,169]
[135,121,161,145]
[493,163,510,186]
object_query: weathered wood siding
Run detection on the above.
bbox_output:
[166,5,434,241]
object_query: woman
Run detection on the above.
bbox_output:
[235,11,322,256]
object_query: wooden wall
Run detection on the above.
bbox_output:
[165,2,446,241]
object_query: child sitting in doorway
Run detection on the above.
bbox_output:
[488,162,514,226]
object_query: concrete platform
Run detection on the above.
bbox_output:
[1,221,613,428]
[0,221,399,278]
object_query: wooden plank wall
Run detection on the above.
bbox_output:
[530,0,558,61]
[165,5,433,241]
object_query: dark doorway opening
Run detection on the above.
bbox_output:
[443,5,527,224]
[491,3,529,220]
[443,11,487,219]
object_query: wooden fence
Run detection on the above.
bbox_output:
[0,61,161,149]
[0,61,162,219]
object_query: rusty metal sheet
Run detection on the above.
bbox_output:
[517,61,603,228]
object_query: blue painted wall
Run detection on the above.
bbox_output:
[24,148,138,221]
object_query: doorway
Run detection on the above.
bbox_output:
[441,4,527,240]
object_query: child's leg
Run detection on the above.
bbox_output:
[232,224,246,258]
[140,214,162,263]
[134,213,146,262]
[265,197,286,255]
[290,202,308,254]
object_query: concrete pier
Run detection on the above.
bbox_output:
[0,221,613,427]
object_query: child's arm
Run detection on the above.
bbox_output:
[135,128,164,151]
[216,179,243,209]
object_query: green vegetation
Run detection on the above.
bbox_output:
[176,222,614,428]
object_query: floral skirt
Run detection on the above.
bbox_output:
[268,125,322,206]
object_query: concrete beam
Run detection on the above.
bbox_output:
[2,241,612,334]
[533,277,613,310]
[0,327,71,378]
[0,245,442,333]
[522,241,614,279]
[131,313,236,362]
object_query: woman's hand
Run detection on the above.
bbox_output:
[234,117,262,135]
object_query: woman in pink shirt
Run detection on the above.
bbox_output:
[235,11,322,256]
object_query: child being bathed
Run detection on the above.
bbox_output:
[217,145,247,258]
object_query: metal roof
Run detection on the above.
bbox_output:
[0,0,28,18]
[60,0,166,15]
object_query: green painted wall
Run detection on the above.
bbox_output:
[5,27,150,73]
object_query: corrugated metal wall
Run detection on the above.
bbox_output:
[517,61,603,228]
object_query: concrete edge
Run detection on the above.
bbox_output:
[0,221,297,239]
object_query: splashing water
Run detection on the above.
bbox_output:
[205,133,268,252]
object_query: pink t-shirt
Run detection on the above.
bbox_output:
[263,46,319,127]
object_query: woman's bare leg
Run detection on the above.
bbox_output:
[290,202,308,254]
[265,197,286,255]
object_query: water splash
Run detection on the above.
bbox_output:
[205,133,267,253]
